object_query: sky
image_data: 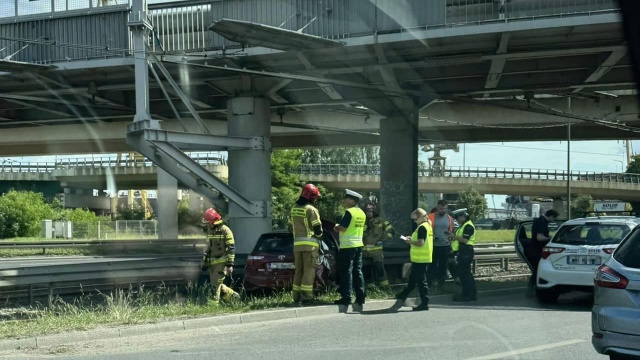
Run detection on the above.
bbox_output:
[3,139,634,208]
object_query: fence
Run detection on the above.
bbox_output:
[297,164,640,184]
[1,0,620,61]
[72,220,158,239]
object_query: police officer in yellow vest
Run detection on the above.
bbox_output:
[449,211,477,302]
[394,208,433,311]
[363,203,392,287]
[333,189,366,307]
[289,184,323,305]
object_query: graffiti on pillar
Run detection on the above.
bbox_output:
[381,180,413,249]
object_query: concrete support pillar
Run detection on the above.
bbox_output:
[552,197,566,219]
[380,112,418,246]
[157,168,178,239]
[227,97,272,254]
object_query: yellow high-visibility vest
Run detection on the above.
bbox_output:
[451,221,476,252]
[340,207,366,249]
[410,221,433,263]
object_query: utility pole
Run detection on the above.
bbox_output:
[566,98,571,220]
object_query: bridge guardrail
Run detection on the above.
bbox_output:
[297,164,640,184]
[2,0,619,61]
[0,153,225,173]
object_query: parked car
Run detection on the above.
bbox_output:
[515,216,640,303]
[243,220,339,294]
[592,226,640,360]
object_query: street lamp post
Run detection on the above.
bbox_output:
[614,160,624,173]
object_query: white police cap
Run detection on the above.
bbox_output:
[344,189,363,200]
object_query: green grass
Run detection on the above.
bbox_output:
[475,230,515,243]
[0,278,526,340]
[0,284,393,339]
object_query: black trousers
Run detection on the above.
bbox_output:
[457,254,477,299]
[427,245,450,286]
[337,247,365,303]
[397,262,429,303]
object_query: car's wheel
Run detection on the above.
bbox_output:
[536,288,560,304]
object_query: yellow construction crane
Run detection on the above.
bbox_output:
[117,152,154,220]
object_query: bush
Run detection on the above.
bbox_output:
[0,190,56,238]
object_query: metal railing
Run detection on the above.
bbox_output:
[0,153,226,173]
[1,0,620,61]
[0,0,129,18]
[297,164,640,184]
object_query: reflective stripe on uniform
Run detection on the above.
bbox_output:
[363,245,383,251]
[294,237,318,247]
[292,284,301,292]
[210,257,227,265]
[300,284,313,292]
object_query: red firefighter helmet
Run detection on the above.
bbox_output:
[300,183,320,202]
[202,208,221,224]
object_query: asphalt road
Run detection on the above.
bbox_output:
[1,291,604,360]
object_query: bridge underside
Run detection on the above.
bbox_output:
[0,13,638,156]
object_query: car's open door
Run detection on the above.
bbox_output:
[514,220,536,273]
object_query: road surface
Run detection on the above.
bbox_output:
[0,291,604,360]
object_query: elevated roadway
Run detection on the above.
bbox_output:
[0,0,637,155]
[3,158,640,200]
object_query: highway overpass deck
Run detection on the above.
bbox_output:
[2,158,640,200]
[0,0,637,155]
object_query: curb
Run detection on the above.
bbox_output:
[0,286,524,351]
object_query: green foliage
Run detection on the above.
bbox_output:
[116,205,146,220]
[457,186,488,221]
[314,186,345,222]
[301,147,380,165]
[271,150,303,229]
[571,194,594,218]
[626,155,640,174]
[0,190,56,238]
[55,208,109,223]
[177,198,203,234]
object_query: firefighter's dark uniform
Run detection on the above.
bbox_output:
[289,203,323,302]
[205,221,237,302]
[363,216,392,287]
[452,220,477,301]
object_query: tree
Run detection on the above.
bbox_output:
[271,149,303,229]
[177,198,203,235]
[0,190,56,238]
[116,205,146,220]
[627,155,640,174]
[571,194,594,218]
[457,186,488,221]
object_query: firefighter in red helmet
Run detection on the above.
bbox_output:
[362,202,392,287]
[288,183,323,305]
[201,208,239,304]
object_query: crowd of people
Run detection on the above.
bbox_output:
[200,183,480,309]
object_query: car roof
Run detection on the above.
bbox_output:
[559,216,640,226]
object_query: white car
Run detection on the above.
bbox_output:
[516,217,640,303]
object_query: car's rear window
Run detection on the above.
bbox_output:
[614,229,640,268]
[552,224,630,246]
[254,234,293,253]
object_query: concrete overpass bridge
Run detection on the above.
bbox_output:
[1,0,638,251]
[297,163,640,201]
[3,157,640,202]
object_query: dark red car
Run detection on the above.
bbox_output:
[243,221,339,294]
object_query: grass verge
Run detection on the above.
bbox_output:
[0,278,525,340]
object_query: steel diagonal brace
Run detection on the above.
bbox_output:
[126,131,229,213]
[139,127,269,151]
[147,51,211,134]
[150,141,264,217]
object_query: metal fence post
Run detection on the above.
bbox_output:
[98,221,101,240]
